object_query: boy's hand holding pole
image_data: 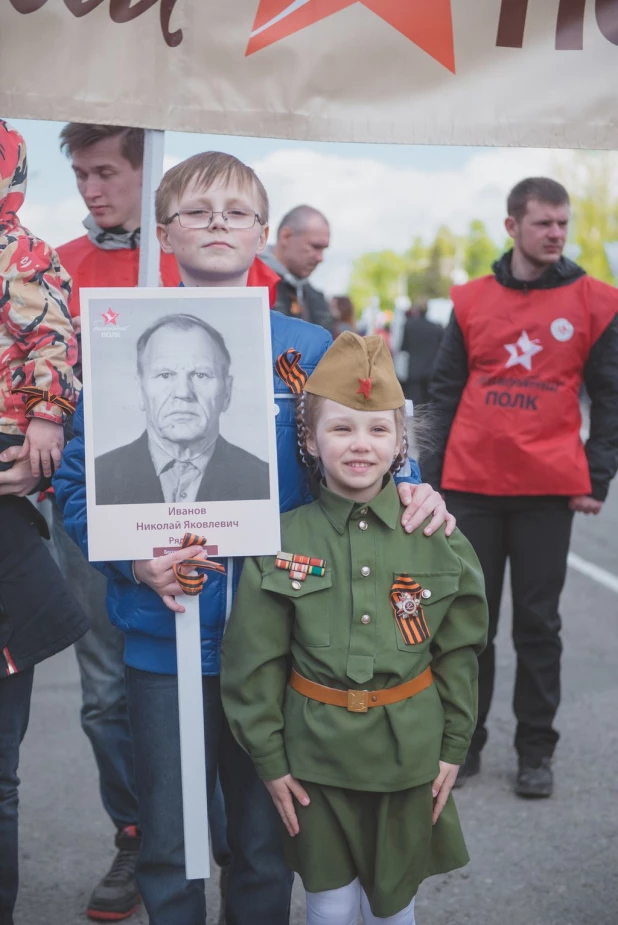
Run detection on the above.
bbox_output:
[133,546,210,612]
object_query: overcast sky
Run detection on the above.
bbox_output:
[10,117,596,296]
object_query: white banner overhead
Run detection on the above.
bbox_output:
[1,0,617,149]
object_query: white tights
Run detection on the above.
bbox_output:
[305,878,416,925]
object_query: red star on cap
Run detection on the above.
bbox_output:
[102,308,119,325]
[357,377,373,399]
[246,0,455,73]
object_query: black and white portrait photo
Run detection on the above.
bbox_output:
[94,312,270,505]
[80,288,280,562]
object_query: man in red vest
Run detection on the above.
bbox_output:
[52,124,179,921]
[421,177,618,798]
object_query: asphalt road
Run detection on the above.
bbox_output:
[13,483,618,925]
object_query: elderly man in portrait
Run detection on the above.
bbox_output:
[95,314,270,505]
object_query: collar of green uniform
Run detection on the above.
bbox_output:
[317,474,400,534]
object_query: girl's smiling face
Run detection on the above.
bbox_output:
[307,398,399,503]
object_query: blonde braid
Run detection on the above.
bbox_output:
[295,392,320,476]
[390,405,409,474]
[390,429,409,474]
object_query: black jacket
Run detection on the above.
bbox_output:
[0,497,88,676]
[421,253,618,501]
[95,432,270,505]
[272,276,334,334]
[400,314,444,381]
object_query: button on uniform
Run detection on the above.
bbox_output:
[359,521,368,531]
[421,589,432,600]
[360,614,371,625]
[360,566,371,577]
[292,581,302,590]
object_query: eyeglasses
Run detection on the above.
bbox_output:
[163,209,265,230]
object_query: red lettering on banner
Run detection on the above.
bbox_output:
[9,0,181,47]
[64,0,105,16]
[496,0,617,50]
[597,0,618,45]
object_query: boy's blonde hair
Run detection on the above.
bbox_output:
[155,152,269,225]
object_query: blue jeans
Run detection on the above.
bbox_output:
[126,668,292,925]
[50,502,139,830]
[0,667,34,925]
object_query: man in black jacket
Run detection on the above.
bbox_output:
[397,302,444,405]
[261,205,334,333]
[421,177,618,798]
[0,477,88,925]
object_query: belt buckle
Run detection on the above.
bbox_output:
[347,690,369,713]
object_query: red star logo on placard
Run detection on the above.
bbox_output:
[357,377,373,399]
[102,308,119,325]
[246,0,455,73]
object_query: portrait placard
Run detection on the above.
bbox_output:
[80,287,280,562]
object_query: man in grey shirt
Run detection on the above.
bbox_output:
[261,205,334,333]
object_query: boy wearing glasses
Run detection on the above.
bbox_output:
[55,152,454,925]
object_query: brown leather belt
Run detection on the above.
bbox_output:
[289,666,433,714]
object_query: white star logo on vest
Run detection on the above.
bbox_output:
[503,331,543,371]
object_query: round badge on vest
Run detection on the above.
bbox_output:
[550,318,574,342]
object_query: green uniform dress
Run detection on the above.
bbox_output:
[221,476,488,918]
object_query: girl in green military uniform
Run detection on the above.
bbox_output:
[221,333,488,924]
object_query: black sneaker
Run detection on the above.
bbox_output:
[515,756,553,799]
[86,825,142,921]
[453,750,481,789]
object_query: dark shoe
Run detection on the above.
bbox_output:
[217,862,230,925]
[86,825,142,921]
[515,756,553,798]
[453,750,481,789]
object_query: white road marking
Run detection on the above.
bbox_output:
[567,552,618,594]
[250,0,312,38]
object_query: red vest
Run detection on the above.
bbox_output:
[56,235,181,316]
[56,236,279,313]
[442,274,618,496]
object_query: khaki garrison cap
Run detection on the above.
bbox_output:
[304,332,405,411]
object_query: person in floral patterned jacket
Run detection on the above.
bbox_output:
[0,119,79,480]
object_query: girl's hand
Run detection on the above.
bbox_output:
[432,761,459,824]
[264,774,310,837]
[133,546,209,613]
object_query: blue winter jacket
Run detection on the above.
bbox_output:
[54,311,421,676]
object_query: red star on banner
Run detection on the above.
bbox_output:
[246,0,455,73]
[357,377,373,399]
[102,308,119,325]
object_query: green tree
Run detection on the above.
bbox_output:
[348,249,408,311]
[556,151,618,283]
[404,236,430,302]
[423,225,460,298]
[463,219,500,279]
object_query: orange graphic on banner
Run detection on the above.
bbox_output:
[246,0,455,72]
